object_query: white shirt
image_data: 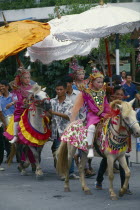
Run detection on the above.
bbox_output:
[66,89,80,104]
[66,89,86,120]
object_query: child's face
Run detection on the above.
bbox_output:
[114,89,124,100]
[76,72,85,81]
[92,77,103,90]
[21,73,30,86]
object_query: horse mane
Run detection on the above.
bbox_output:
[29,83,42,94]
[110,99,132,117]
[110,99,122,109]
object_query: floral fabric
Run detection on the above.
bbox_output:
[50,96,73,139]
[61,119,88,151]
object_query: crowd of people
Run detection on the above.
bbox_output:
[0,63,140,193]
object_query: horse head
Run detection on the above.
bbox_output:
[28,83,51,111]
[110,99,140,137]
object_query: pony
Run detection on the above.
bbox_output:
[4,84,51,179]
[56,100,140,200]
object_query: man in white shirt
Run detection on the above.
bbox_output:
[65,76,85,120]
[50,80,79,179]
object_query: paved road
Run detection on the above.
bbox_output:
[0,142,140,210]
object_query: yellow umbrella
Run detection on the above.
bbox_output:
[0,19,50,62]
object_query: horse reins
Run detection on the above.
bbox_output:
[109,115,129,138]
[122,118,139,135]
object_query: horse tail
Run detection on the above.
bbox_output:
[7,144,16,166]
[56,141,68,176]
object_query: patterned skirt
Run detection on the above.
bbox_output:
[61,119,88,151]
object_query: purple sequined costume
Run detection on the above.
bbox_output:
[82,88,110,127]
[14,85,32,122]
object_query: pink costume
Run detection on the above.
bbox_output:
[61,86,110,150]
[61,71,110,154]
[14,84,32,122]
[82,87,110,128]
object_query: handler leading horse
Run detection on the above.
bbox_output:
[4,84,51,178]
[56,99,140,200]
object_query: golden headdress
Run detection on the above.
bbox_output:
[17,66,30,76]
[89,67,104,81]
[9,66,30,90]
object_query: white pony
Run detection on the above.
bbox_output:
[5,84,51,179]
[56,100,140,200]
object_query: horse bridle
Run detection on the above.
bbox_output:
[28,97,50,113]
[122,117,139,135]
[110,114,139,137]
[110,117,129,138]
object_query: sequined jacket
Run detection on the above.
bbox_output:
[82,88,110,127]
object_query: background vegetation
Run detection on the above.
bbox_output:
[0,0,139,97]
[0,0,113,10]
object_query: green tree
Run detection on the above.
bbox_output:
[0,0,138,96]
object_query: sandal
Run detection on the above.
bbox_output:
[95,182,102,190]
[89,167,96,176]
[85,169,96,178]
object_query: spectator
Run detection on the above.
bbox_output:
[123,74,140,102]
[0,80,17,162]
[0,89,5,171]
[0,125,4,171]
[112,75,122,86]
[65,76,85,119]
[50,81,79,179]
[121,70,127,85]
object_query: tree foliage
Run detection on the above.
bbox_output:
[0,0,138,97]
[0,0,111,10]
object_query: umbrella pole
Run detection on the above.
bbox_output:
[2,12,9,27]
[15,54,24,67]
[115,34,120,75]
[104,38,112,87]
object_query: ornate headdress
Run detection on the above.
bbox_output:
[69,58,85,77]
[15,66,30,86]
[9,66,30,90]
[89,67,104,81]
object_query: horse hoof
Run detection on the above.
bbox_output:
[17,166,22,172]
[119,191,124,197]
[85,190,92,195]
[64,188,71,192]
[21,171,28,176]
[23,162,30,168]
[111,196,118,200]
